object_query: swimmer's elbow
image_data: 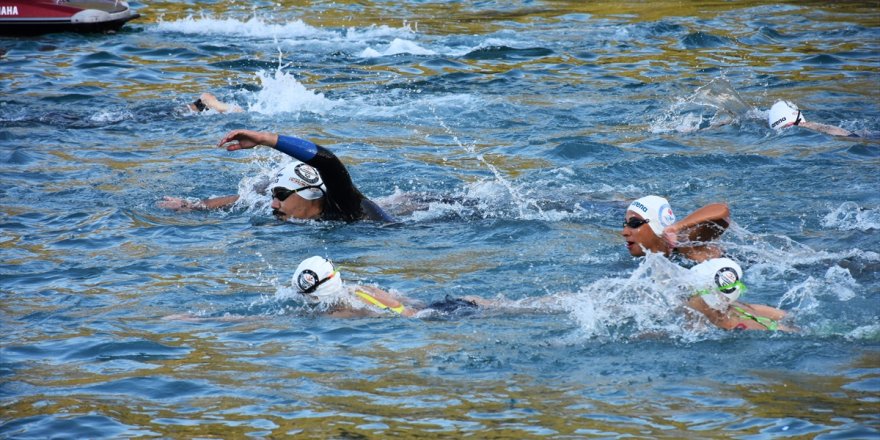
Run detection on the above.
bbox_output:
[713,203,730,218]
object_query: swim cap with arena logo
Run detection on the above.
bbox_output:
[768,100,803,130]
[689,258,744,311]
[293,256,344,298]
[627,195,676,237]
[271,161,326,201]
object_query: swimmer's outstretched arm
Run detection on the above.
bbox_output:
[798,121,854,137]
[686,296,795,332]
[219,129,387,222]
[158,195,240,211]
[190,92,243,114]
[352,285,419,317]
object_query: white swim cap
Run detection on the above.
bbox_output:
[292,256,344,298]
[689,258,744,311]
[768,100,803,130]
[271,161,326,201]
[627,195,676,237]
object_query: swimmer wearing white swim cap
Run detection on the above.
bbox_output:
[767,100,855,137]
[622,195,729,262]
[159,130,395,223]
[621,196,793,332]
[291,256,484,319]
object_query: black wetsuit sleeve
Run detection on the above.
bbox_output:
[305,145,363,221]
[306,145,394,222]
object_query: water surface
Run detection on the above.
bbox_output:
[1,1,879,438]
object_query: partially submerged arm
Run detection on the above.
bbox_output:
[158,194,240,211]
[686,296,794,332]
[352,285,418,317]
[799,121,855,137]
[190,92,243,114]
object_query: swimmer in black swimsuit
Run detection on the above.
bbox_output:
[159,129,394,223]
[292,256,479,318]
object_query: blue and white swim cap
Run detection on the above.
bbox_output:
[271,161,326,201]
[689,258,744,311]
[627,195,676,237]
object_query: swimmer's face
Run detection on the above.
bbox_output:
[271,187,321,221]
[621,210,664,257]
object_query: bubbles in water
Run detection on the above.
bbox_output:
[89,109,133,124]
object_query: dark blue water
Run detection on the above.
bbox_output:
[2,1,879,438]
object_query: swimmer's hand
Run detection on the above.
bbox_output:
[662,225,680,249]
[218,130,278,151]
[158,196,203,211]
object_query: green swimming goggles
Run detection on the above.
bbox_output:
[693,280,747,298]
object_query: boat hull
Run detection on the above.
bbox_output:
[0,1,140,36]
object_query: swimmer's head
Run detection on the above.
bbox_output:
[292,256,344,298]
[622,195,676,257]
[271,161,326,201]
[626,195,676,237]
[768,100,804,130]
[690,258,744,311]
[270,161,327,220]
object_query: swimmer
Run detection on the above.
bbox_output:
[622,195,794,332]
[291,256,482,318]
[165,256,482,322]
[768,100,855,137]
[159,130,394,222]
[187,92,243,114]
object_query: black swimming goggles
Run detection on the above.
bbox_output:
[192,98,207,112]
[793,110,802,126]
[623,217,650,229]
[272,185,324,202]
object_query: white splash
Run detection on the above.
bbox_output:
[155,14,329,39]
[245,68,339,115]
[821,202,880,231]
[650,77,755,134]
[359,38,436,58]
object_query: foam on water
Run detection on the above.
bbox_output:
[155,14,329,39]
[156,14,416,51]
[245,66,339,115]
[650,78,758,134]
[359,38,436,58]
[822,202,880,231]
[507,253,706,341]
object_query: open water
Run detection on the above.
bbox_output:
[1,1,879,438]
